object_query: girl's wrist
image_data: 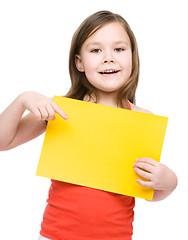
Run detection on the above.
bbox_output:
[158,168,178,194]
[16,92,29,113]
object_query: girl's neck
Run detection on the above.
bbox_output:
[98,95,119,108]
[83,91,129,109]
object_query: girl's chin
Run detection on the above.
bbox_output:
[99,83,124,92]
[96,87,121,94]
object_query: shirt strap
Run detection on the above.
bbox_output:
[127,100,132,110]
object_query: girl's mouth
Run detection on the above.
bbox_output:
[99,70,120,75]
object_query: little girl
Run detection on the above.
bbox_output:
[0,10,177,240]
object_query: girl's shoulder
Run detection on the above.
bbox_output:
[129,102,153,115]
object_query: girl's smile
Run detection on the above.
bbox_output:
[76,22,132,97]
[99,69,120,75]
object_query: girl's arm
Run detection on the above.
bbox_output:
[0,91,68,151]
[133,158,178,201]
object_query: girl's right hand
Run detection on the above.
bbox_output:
[19,91,68,121]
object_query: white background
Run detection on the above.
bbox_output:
[0,0,187,239]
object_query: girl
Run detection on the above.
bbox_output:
[0,10,177,240]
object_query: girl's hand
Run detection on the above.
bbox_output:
[19,91,68,121]
[133,158,176,191]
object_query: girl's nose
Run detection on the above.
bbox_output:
[103,52,115,63]
[104,58,114,63]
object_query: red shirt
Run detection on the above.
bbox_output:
[40,180,135,240]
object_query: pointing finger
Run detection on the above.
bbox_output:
[51,101,68,120]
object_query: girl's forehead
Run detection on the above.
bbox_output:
[85,22,131,45]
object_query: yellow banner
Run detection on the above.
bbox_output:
[36,96,168,200]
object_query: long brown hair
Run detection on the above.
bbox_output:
[65,10,139,106]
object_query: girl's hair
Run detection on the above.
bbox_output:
[65,10,139,106]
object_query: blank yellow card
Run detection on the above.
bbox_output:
[36,96,168,200]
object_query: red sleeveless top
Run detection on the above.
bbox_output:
[40,101,135,240]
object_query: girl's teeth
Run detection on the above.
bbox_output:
[100,70,118,74]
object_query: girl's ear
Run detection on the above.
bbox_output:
[75,55,85,72]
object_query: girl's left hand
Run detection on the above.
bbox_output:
[133,158,174,191]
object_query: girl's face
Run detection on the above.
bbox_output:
[76,22,132,95]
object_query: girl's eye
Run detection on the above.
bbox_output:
[91,49,101,53]
[114,48,124,52]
